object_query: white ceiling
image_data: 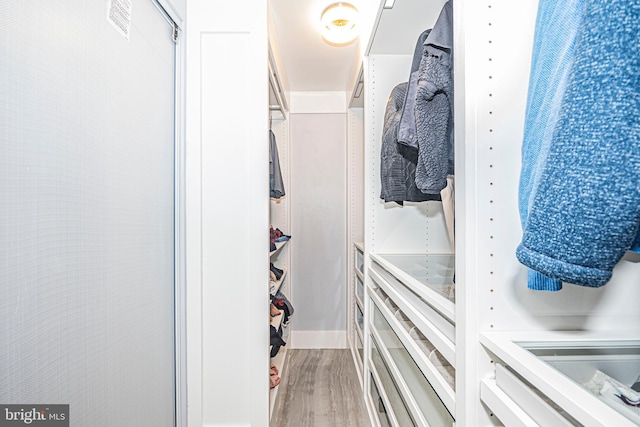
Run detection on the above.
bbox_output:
[268,0,362,92]
[269,0,448,93]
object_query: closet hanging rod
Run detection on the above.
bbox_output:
[268,44,288,120]
[269,104,285,122]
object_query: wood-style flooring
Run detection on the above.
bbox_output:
[271,349,371,427]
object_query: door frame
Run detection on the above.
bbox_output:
[150,1,187,426]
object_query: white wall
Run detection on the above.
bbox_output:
[288,92,349,349]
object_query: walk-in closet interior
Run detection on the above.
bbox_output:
[263,0,640,426]
[2,0,638,426]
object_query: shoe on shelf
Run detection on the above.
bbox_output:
[270,303,280,317]
[276,228,291,238]
[270,227,281,242]
[270,263,283,280]
[270,374,281,389]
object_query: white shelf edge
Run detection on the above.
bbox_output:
[371,328,431,427]
[494,363,576,427]
[371,263,455,346]
[480,378,539,427]
[269,346,289,418]
[370,252,455,323]
[356,292,364,312]
[370,290,456,417]
[365,379,385,427]
[354,241,365,252]
[369,267,456,367]
[355,310,364,341]
[349,334,364,388]
[270,268,288,296]
[270,239,289,257]
[355,321,364,348]
[368,352,404,427]
[363,0,387,57]
[480,331,640,427]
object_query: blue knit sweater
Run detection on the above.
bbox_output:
[518,0,585,291]
[516,0,640,289]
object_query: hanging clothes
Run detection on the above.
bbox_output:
[517,0,586,291]
[380,82,441,204]
[269,129,286,199]
[516,0,640,289]
[414,0,454,195]
[397,28,431,149]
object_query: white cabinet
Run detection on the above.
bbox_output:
[369,259,455,413]
[370,288,455,425]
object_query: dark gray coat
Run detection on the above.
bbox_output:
[415,0,454,194]
[380,82,441,204]
[397,28,431,149]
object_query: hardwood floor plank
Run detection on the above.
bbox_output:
[271,349,370,427]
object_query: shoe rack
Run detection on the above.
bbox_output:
[268,41,291,420]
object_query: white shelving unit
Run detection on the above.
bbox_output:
[270,268,288,296]
[268,237,289,417]
[351,242,366,383]
[352,0,640,426]
[348,81,365,389]
[269,344,288,416]
[480,331,640,427]
[369,276,456,416]
[267,35,291,422]
[358,2,455,425]
[268,222,290,414]
[270,240,288,257]
[369,336,415,427]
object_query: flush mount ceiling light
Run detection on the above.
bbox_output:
[321,3,359,46]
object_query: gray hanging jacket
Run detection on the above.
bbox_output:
[380,82,441,204]
[397,28,431,149]
[269,130,286,199]
[415,0,454,194]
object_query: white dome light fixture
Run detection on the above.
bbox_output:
[321,3,359,46]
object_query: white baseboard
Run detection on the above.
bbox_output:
[289,330,347,349]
